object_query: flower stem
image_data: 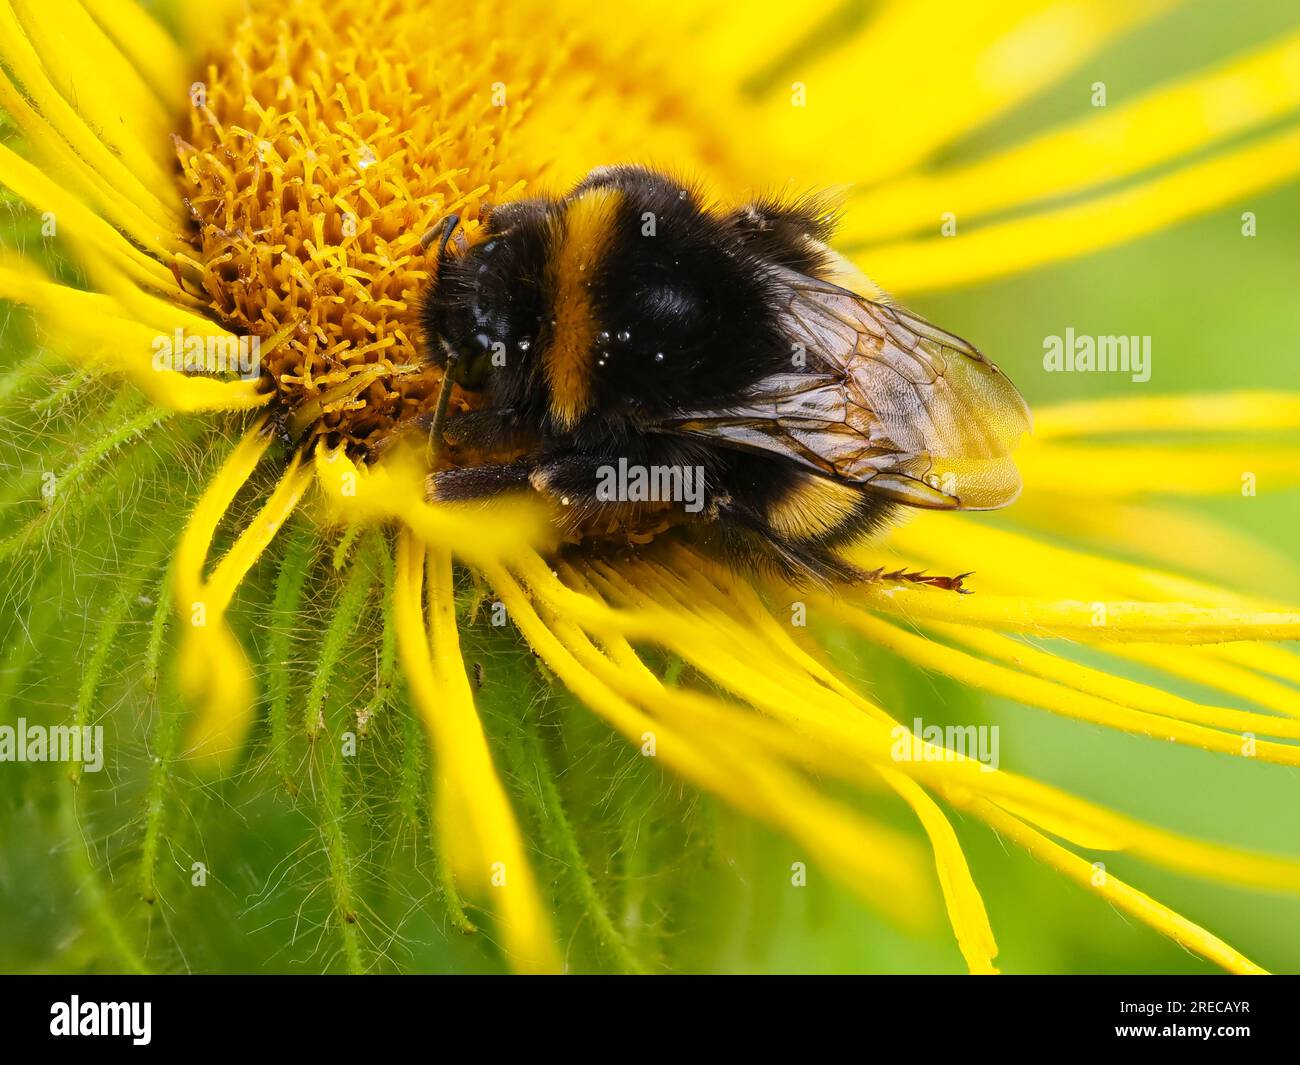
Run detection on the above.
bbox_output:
[303,536,376,739]
[514,710,648,974]
[266,520,318,792]
[318,730,367,974]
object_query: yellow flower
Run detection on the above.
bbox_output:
[2,0,1299,974]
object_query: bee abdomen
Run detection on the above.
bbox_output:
[763,472,867,543]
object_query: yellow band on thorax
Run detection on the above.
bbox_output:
[545,187,622,429]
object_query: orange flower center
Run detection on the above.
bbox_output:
[173,0,744,452]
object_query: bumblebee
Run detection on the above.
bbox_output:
[419,165,1029,583]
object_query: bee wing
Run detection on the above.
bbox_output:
[657,270,1031,510]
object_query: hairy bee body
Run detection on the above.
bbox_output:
[421,166,1029,582]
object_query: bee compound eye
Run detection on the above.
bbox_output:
[457,350,494,389]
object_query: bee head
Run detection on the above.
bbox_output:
[419,212,548,399]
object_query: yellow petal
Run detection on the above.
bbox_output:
[934,621,1300,741]
[847,31,1300,244]
[393,534,560,973]
[1019,440,1300,498]
[884,770,1000,974]
[174,427,312,768]
[492,558,937,929]
[863,124,1300,294]
[1011,498,1300,597]
[79,0,189,103]
[759,0,1179,186]
[313,440,555,560]
[0,65,182,251]
[0,257,268,413]
[0,142,180,293]
[8,0,172,180]
[833,606,1300,765]
[836,581,1300,644]
[1032,391,1300,440]
[1110,644,1300,719]
[969,799,1267,974]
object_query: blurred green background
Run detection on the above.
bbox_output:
[1,0,1298,973]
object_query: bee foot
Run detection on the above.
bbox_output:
[871,567,974,594]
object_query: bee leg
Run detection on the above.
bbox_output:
[427,460,533,502]
[441,407,527,450]
[526,453,689,538]
[428,452,627,524]
[526,455,614,530]
[379,407,527,467]
[872,568,974,595]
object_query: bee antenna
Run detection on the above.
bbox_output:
[427,337,460,467]
[421,214,462,255]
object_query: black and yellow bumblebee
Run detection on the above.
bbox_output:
[419,165,1029,583]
